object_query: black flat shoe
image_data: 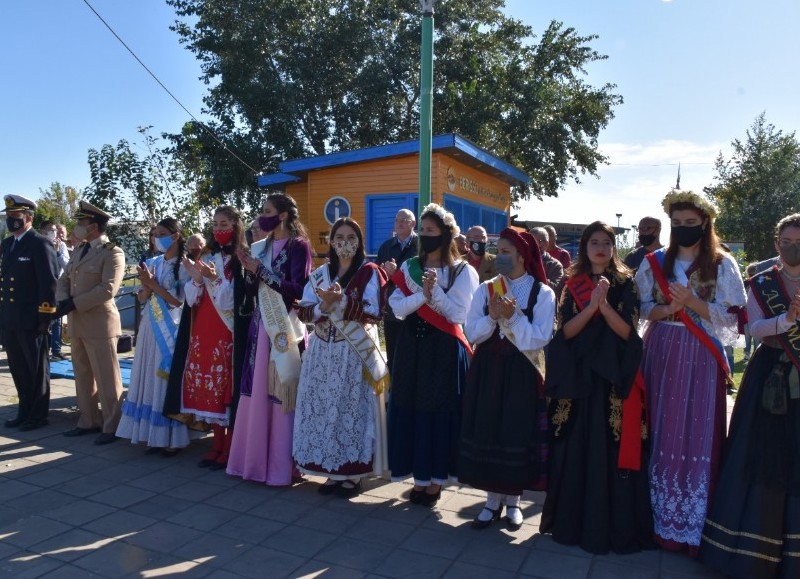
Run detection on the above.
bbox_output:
[94,433,119,445]
[336,480,362,499]
[145,447,163,455]
[4,417,24,428]
[197,458,216,468]
[19,419,48,432]
[416,488,441,508]
[63,427,102,437]
[505,506,523,531]
[161,448,180,458]
[472,505,504,530]
[318,480,342,495]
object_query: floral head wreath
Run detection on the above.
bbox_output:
[421,203,460,237]
[662,189,718,220]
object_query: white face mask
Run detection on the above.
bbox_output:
[73,224,89,242]
[333,238,358,260]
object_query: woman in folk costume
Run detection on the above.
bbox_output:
[460,228,555,530]
[387,203,479,507]
[116,218,191,454]
[293,218,390,497]
[636,190,746,554]
[540,221,653,554]
[226,193,313,486]
[164,205,251,470]
[700,213,800,579]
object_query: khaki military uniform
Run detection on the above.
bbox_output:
[56,235,125,433]
[473,252,497,283]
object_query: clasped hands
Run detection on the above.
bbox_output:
[316,282,343,314]
[236,249,260,274]
[488,294,517,321]
[785,291,800,323]
[182,256,218,284]
[422,268,437,301]
[588,276,612,315]
[665,281,696,315]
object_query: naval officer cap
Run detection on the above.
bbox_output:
[73,200,112,224]
[2,194,37,213]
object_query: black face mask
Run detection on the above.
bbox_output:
[672,225,704,248]
[420,234,443,254]
[5,217,24,233]
[780,245,800,267]
[469,241,486,257]
[638,233,656,247]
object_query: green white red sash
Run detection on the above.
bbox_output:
[391,257,473,356]
[254,238,304,411]
[750,266,800,372]
[309,264,390,395]
[566,272,646,471]
[486,274,545,381]
[645,249,732,384]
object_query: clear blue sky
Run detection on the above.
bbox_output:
[1,0,798,231]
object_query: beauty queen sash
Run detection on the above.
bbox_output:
[203,252,235,332]
[487,274,546,381]
[566,272,646,470]
[645,249,733,384]
[391,257,473,356]
[254,238,304,411]
[750,266,800,373]
[309,264,390,395]
[145,257,179,380]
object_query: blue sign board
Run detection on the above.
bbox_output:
[324,196,352,225]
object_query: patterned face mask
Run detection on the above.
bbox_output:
[333,238,358,260]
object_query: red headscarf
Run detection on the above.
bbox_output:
[498,228,547,285]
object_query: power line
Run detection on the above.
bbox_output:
[80,0,259,175]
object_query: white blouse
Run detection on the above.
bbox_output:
[465,274,556,351]
[635,251,746,346]
[184,253,235,310]
[299,264,382,323]
[388,260,479,325]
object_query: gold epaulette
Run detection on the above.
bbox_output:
[38,302,57,314]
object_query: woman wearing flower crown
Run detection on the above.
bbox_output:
[164,205,252,471]
[636,190,746,554]
[700,213,800,578]
[387,203,479,507]
[116,217,191,454]
[226,193,313,486]
[292,218,389,497]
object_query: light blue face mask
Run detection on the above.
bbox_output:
[495,253,515,276]
[154,235,174,253]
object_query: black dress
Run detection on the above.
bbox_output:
[459,280,549,494]
[539,272,654,555]
[699,341,800,578]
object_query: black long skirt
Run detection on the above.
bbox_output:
[540,379,654,555]
[458,331,548,495]
[700,344,800,579]
[388,313,467,483]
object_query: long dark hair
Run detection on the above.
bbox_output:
[418,209,461,269]
[567,221,630,279]
[264,193,309,241]
[207,205,246,255]
[327,217,365,289]
[156,217,185,288]
[663,202,722,282]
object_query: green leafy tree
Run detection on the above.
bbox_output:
[706,113,800,262]
[34,182,81,229]
[86,127,204,259]
[166,0,622,203]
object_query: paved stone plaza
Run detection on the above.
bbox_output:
[0,349,724,578]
